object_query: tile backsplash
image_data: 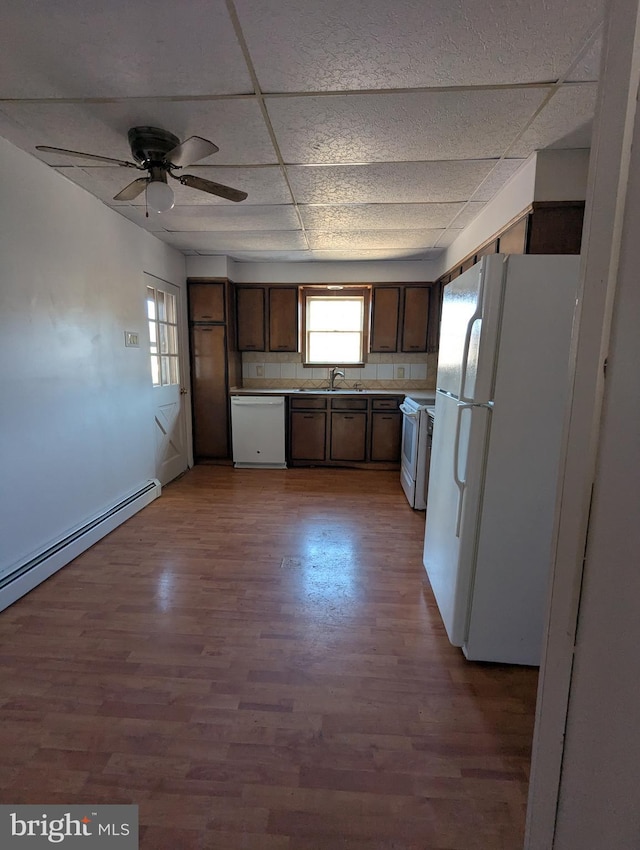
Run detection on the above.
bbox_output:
[240,351,436,391]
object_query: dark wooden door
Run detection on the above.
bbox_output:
[236,287,266,351]
[189,282,225,323]
[290,412,327,461]
[370,287,401,352]
[190,324,229,459]
[401,286,430,352]
[370,412,402,461]
[330,412,367,461]
[269,287,298,351]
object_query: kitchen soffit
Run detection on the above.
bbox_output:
[0,0,605,263]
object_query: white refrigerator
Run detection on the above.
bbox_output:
[423,253,580,665]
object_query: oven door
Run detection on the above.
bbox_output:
[399,403,421,507]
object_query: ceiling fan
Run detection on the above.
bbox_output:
[36,126,248,213]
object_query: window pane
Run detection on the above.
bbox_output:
[165,292,176,324]
[159,323,169,354]
[169,356,180,385]
[307,297,363,331]
[157,290,167,322]
[308,331,362,363]
[160,356,170,385]
[148,320,157,345]
[150,355,160,386]
[146,288,156,320]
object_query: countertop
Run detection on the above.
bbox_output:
[229,387,433,397]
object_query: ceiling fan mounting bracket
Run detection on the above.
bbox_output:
[127,126,181,168]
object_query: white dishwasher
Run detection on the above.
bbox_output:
[230,396,287,468]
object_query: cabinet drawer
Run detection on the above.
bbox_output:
[330,397,368,411]
[290,396,327,410]
[371,397,401,410]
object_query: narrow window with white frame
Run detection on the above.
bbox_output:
[302,287,369,366]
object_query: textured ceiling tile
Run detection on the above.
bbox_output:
[209,250,313,261]
[156,231,307,251]
[287,161,496,204]
[1,99,275,167]
[306,230,444,249]
[445,202,489,229]
[0,0,251,98]
[299,203,465,230]
[267,89,549,164]
[154,205,299,232]
[310,248,442,261]
[235,0,604,90]
[566,33,602,82]
[508,83,597,157]
[468,158,529,202]
[56,165,290,206]
[111,205,167,232]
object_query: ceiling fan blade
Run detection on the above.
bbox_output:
[165,136,219,168]
[176,174,247,202]
[113,177,149,201]
[35,145,139,168]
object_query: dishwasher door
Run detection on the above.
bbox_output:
[230,396,287,468]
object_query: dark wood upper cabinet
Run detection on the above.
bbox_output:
[189,281,226,323]
[370,287,401,352]
[401,286,431,352]
[236,286,266,351]
[268,287,298,351]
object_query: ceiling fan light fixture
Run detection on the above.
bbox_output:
[146,180,174,213]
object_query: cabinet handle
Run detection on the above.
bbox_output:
[303,415,315,419]
[381,415,392,419]
[343,415,354,419]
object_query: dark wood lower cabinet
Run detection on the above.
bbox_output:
[370,412,402,461]
[290,411,326,461]
[289,395,404,467]
[330,412,367,461]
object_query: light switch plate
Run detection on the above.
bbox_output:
[124,331,140,347]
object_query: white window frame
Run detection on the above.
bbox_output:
[301,287,370,367]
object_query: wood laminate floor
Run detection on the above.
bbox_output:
[0,467,538,849]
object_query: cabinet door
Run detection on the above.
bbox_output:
[290,411,326,460]
[401,286,430,352]
[370,287,400,352]
[370,412,402,462]
[237,287,266,351]
[330,412,367,461]
[498,215,529,254]
[269,287,299,352]
[189,282,225,323]
[191,325,229,459]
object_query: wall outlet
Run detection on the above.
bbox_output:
[124,331,139,347]
[256,365,264,377]
[396,366,405,379]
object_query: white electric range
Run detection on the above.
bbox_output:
[399,393,436,509]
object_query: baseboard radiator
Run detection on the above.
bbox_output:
[0,479,161,613]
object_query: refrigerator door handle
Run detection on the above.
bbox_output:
[453,402,475,537]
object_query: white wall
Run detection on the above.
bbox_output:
[0,137,185,578]
[186,256,439,283]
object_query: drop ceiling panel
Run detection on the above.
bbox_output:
[310,248,441,261]
[300,203,466,231]
[235,0,605,91]
[267,89,550,164]
[288,161,504,204]
[56,165,291,206]
[306,230,445,250]
[0,99,275,167]
[468,158,529,201]
[118,204,300,232]
[446,202,489,229]
[508,83,598,157]
[0,0,252,98]
[566,34,602,82]
[156,231,307,252]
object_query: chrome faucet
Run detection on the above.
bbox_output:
[329,367,345,390]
